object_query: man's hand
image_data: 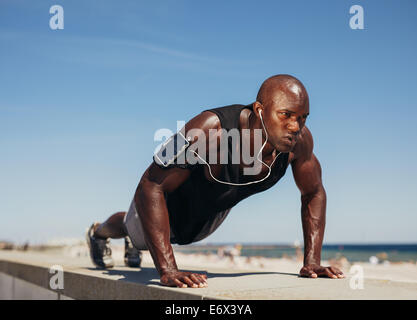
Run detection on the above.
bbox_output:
[161,270,208,288]
[300,264,345,279]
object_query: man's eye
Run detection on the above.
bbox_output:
[280,112,290,117]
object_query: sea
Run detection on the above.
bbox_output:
[174,243,417,263]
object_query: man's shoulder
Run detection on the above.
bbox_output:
[289,126,314,164]
[185,109,222,134]
[203,103,248,113]
[186,103,248,132]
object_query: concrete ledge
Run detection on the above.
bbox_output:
[0,272,64,300]
[0,253,208,300]
[1,251,416,300]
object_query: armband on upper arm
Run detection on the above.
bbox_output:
[153,132,195,169]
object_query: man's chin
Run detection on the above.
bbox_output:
[275,144,293,153]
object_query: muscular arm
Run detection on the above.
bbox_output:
[291,127,344,278]
[134,111,220,287]
[135,165,189,281]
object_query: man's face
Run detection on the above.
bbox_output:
[261,88,309,153]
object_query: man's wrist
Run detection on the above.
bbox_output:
[159,267,179,276]
[303,257,321,266]
[303,248,321,266]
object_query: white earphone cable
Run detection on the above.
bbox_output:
[189,110,281,186]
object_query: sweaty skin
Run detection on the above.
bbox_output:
[135,75,344,288]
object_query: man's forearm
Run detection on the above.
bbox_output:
[134,180,178,276]
[301,185,327,265]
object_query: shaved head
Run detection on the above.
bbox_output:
[252,74,310,153]
[256,74,309,109]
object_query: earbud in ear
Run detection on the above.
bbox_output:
[258,109,263,117]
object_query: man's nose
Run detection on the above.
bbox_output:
[287,119,300,134]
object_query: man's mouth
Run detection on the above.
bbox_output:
[282,135,295,145]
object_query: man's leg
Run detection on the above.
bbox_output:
[87,210,142,268]
[86,213,119,269]
[86,211,129,269]
[94,211,127,239]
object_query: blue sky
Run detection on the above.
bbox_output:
[1,0,416,244]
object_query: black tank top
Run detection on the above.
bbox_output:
[162,104,290,245]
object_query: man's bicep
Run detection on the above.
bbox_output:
[291,153,323,196]
[141,109,221,195]
[147,110,221,189]
[145,162,192,194]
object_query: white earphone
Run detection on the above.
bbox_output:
[189,108,281,186]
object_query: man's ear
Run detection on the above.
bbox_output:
[253,101,263,119]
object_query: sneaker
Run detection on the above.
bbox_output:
[124,236,142,268]
[86,222,114,269]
